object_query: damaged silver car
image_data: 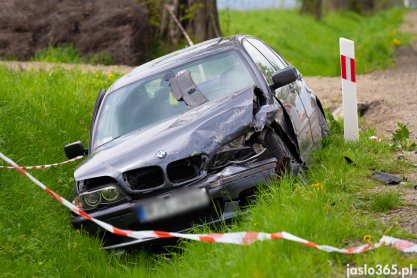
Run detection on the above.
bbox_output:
[64,35,329,249]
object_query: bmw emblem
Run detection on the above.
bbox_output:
[156,150,167,159]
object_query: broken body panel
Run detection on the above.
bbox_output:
[68,35,326,249]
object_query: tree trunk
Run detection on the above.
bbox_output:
[300,0,323,20]
[187,0,221,41]
[328,0,375,13]
[330,0,348,9]
[348,0,375,13]
[317,0,377,14]
[160,0,221,46]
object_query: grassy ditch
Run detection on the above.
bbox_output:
[220,8,412,76]
[0,67,415,276]
[10,9,412,77]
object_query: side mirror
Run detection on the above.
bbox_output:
[270,67,298,90]
[64,141,87,159]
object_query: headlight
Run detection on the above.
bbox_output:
[101,187,122,202]
[77,185,125,209]
[83,192,101,207]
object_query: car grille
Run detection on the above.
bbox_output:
[124,155,204,192]
[124,166,164,190]
[167,155,203,183]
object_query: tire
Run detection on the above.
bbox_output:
[264,130,293,167]
[318,109,330,137]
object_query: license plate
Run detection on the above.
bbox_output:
[137,188,210,222]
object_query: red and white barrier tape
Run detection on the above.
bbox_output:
[1,151,416,253]
[0,155,83,169]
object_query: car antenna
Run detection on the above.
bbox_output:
[164,4,194,46]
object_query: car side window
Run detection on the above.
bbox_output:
[247,38,288,71]
[243,40,276,84]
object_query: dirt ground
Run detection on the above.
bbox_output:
[306,11,417,141]
[0,60,134,74]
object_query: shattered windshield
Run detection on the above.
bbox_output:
[93,50,255,149]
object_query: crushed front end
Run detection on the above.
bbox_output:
[70,87,282,249]
[72,157,277,249]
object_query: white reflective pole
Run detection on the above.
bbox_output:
[340,38,359,142]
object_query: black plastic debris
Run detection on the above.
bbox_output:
[414,185,417,190]
[369,171,403,185]
[397,154,406,161]
[344,156,357,166]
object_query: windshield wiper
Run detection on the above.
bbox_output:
[96,135,122,150]
[169,70,208,109]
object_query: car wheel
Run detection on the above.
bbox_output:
[318,109,330,137]
[264,130,293,173]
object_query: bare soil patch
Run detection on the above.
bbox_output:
[306,11,417,141]
[0,61,133,75]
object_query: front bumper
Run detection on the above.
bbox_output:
[72,158,277,249]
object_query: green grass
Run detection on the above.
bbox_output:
[219,8,412,76]
[32,44,114,65]
[0,66,416,276]
[14,8,413,77]
[32,45,83,64]
[370,192,402,212]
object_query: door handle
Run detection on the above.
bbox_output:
[289,83,296,93]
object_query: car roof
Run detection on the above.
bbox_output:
[109,35,249,92]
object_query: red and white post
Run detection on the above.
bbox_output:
[340,38,359,142]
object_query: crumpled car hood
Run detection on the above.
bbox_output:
[75,87,255,181]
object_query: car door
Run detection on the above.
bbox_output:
[297,77,322,143]
[252,39,322,144]
[242,38,313,156]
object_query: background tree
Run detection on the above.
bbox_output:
[346,0,375,13]
[327,0,348,9]
[300,0,323,20]
[159,0,221,45]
